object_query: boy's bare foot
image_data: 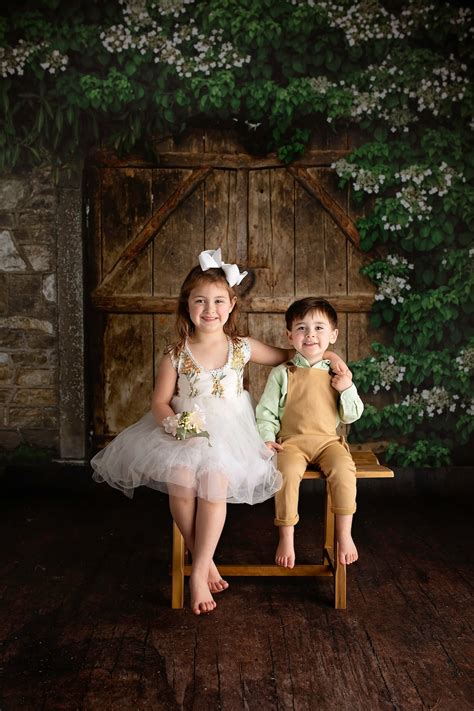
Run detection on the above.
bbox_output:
[275,525,295,568]
[337,533,358,565]
[190,574,216,615]
[208,560,229,594]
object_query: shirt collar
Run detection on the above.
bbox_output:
[292,352,331,369]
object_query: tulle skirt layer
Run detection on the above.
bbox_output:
[91,392,282,505]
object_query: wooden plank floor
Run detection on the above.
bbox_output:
[0,471,472,710]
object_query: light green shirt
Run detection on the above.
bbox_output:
[255,353,364,442]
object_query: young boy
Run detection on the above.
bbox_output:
[256,297,364,568]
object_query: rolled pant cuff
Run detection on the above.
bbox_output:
[274,515,299,526]
[331,505,357,515]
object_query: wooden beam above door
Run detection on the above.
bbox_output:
[91,294,375,313]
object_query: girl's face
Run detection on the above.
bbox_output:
[188,280,236,334]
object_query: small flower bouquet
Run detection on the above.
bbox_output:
[163,405,211,445]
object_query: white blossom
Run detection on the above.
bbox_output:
[371,356,406,393]
[400,387,460,418]
[374,274,411,305]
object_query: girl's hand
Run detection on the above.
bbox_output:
[265,441,283,452]
[331,373,353,393]
[324,350,351,376]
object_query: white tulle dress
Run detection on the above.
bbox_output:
[91,337,282,504]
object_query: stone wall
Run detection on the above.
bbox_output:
[0,168,59,452]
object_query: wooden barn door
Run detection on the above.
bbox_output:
[86,130,375,450]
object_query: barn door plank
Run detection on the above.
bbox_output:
[204,170,233,256]
[248,170,272,295]
[153,314,175,379]
[100,168,153,295]
[103,314,153,435]
[270,170,294,296]
[152,169,206,296]
[204,168,248,271]
[248,313,287,404]
[295,179,326,295]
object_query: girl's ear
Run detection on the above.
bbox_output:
[229,296,237,312]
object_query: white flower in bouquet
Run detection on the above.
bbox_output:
[163,405,210,444]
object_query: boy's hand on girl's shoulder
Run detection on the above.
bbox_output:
[265,441,283,453]
[331,373,353,392]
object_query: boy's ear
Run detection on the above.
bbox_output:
[329,328,338,345]
[286,329,293,344]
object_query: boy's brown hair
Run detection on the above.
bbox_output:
[285,297,338,331]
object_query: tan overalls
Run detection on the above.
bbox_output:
[275,365,357,526]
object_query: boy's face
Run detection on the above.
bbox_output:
[287,310,338,365]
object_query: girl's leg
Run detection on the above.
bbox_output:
[335,514,358,565]
[169,492,228,593]
[190,498,227,615]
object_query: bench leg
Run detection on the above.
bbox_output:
[171,521,185,609]
[334,541,347,610]
[323,483,334,560]
[325,485,347,609]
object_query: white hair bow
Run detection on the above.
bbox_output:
[198,248,248,288]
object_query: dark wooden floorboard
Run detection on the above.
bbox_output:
[0,473,472,710]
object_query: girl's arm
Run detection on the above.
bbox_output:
[248,337,350,374]
[151,354,178,425]
[248,337,291,366]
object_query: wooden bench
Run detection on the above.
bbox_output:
[171,449,394,609]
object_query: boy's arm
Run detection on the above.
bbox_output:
[255,367,285,445]
[331,375,364,424]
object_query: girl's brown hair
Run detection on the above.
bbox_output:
[168,265,254,356]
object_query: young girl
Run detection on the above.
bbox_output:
[91,249,347,615]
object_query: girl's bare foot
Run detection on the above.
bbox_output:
[208,560,229,594]
[337,533,358,565]
[275,525,295,568]
[190,573,216,615]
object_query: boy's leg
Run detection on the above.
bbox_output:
[275,446,308,568]
[316,441,358,566]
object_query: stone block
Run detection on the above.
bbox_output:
[0,230,27,271]
[0,275,7,314]
[0,429,22,450]
[15,369,53,387]
[22,244,55,272]
[0,178,27,209]
[0,389,12,404]
[24,333,56,349]
[9,407,45,427]
[13,388,57,406]
[11,352,49,367]
[43,409,59,428]
[27,226,55,244]
[0,212,15,228]
[7,274,44,313]
[15,368,53,388]
[0,330,26,348]
[0,364,14,382]
[42,274,57,302]
[18,210,54,227]
[0,316,53,334]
